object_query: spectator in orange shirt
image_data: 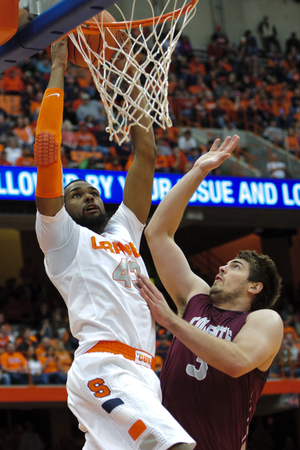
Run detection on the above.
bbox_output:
[168,147,188,173]
[174,87,196,120]
[0,151,12,166]
[218,56,233,74]
[266,76,283,98]
[75,67,93,90]
[155,147,169,172]
[36,336,51,360]
[0,341,28,384]
[16,146,36,167]
[204,90,217,112]
[55,339,72,375]
[155,126,179,146]
[220,91,235,114]
[13,116,34,146]
[188,74,211,96]
[0,69,24,94]
[75,121,98,151]
[239,90,251,110]
[280,85,294,107]
[189,56,206,77]
[254,90,272,124]
[105,154,123,171]
[40,346,67,384]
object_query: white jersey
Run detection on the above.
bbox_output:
[36,202,155,359]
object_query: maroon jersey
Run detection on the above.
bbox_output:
[160,294,269,450]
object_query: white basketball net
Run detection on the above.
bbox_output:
[68,0,197,144]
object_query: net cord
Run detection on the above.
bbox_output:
[68,0,198,144]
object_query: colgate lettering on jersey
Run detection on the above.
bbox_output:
[190,316,233,341]
[91,236,141,258]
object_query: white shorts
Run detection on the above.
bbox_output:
[67,352,196,450]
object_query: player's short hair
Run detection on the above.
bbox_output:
[64,179,86,195]
[237,250,282,311]
[64,179,100,201]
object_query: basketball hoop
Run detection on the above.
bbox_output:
[68,0,198,144]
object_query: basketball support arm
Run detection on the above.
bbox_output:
[0,0,119,74]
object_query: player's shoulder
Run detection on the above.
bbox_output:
[247,308,283,328]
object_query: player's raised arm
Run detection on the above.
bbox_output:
[145,136,240,311]
[34,38,68,217]
[117,32,157,224]
[137,274,283,377]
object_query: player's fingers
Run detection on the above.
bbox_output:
[138,275,162,302]
[139,287,152,304]
[209,138,220,152]
[224,134,240,154]
[138,275,155,296]
[137,275,152,298]
[217,136,232,152]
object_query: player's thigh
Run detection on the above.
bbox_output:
[67,354,195,450]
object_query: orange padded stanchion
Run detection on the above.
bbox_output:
[0,0,19,46]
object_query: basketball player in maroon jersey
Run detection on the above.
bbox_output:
[137,135,283,450]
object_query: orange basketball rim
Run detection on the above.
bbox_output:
[75,0,199,33]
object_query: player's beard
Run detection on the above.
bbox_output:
[210,281,248,307]
[73,212,108,234]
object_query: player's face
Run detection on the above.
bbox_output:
[64,181,107,233]
[210,259,251,306]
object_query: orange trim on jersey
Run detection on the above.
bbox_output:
[128,420,147,441]
[86,341,156,371]
[34,88,64,199]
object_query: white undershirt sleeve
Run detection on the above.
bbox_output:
[36,206,80,276]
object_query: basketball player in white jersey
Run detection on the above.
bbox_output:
[34,37,195,449]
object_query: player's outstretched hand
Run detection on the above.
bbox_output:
[51,37,68,70]
[194,134,240,175]
[137,274,175,328]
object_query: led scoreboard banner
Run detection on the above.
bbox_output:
[0,166,300,209]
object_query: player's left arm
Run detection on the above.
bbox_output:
[230,309,284,374]
[117,32,157,224]
[138,275,284,377]
[35,38,68,217]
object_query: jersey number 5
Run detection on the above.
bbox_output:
[186,357,208,381]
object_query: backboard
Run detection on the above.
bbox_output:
[0,0,119,74]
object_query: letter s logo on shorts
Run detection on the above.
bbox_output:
[88,378,111,398]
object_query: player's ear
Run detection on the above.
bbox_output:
[248,282,263,295]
